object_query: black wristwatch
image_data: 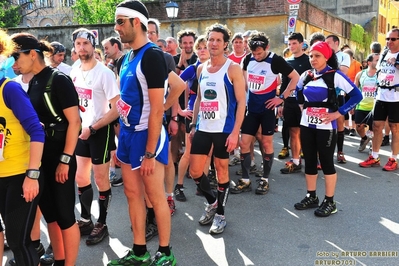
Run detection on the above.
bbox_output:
[145,151,156,159]
[171,116,179,122]
[279,94,286,100]
[59,153,72,165]
[26,169,40,180]
[89,125,97,135]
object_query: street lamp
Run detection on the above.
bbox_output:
[165,1,179,37]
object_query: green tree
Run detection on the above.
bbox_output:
[71,0,122,24]
[0,0,22,28]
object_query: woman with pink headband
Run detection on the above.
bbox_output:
[293,41,362,217]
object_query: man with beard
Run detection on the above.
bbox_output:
[70,28,120,245]
[175,29,197,75]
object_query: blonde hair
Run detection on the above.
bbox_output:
[0,29,15,57]
[194,35,207,52]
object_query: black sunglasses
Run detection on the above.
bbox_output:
[11,49,40,61]
[386,37,399,41]
[115,17,134,26]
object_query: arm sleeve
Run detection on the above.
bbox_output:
[179,65,196,82]
[335,71,363,115]
[142,48,168,89]
[3,81,45,143]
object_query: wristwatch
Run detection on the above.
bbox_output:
[171,116,179,122]
[89,125,97,135]
[145,151,156,159]
[279,94,286,100]
[60,153,72,164]
[26,169,40,180]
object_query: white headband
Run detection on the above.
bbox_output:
[115,7,148,28]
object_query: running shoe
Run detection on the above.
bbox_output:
[230,179,252,194]
[383,158,398,171]
[255,179,269,195]
[146,223,158,241]
[107,250,151,266]
[40,244,54,265]
[314,200,337,217]
[198,201,217,225]
[77,218,94,236]
[228,156,240,166]
[349,129,356,136]
[278,147,289,159]
[86,222,109,245]
[280,160,302,174]
[294,194,319,210]
[359,155,380,168]
[209,214,226,234]
[174,185,186,202]
[111,176,123,187]
[149,251,177,266]
[337,152,346,164]
[167,196,176,216]
[358,137,371,152]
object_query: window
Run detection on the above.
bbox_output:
[60,0,74,7]
[40,0,53,8]
[19,0,33,9]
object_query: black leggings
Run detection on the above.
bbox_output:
[39,137,77,230]
[300,126,337,175]
[0,173,42,266]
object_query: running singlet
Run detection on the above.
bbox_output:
[117,42,168,132]
[356,69,377,111]
[197,59,237,133]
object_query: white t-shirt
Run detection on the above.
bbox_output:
[335,51,350,68]
[376,51,399,102]
[56,62,72,76]
[12,75,29,92]
[70,61,120,127]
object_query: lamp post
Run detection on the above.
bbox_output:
[165,1,179,37]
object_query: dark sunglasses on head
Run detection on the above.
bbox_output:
[11,49,40,61]
[115,17,134,26]
[386,37,399,41]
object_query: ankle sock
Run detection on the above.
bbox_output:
[133,244,147,257]
[158,245,171,256]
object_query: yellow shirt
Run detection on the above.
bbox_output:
[0,79,31,177]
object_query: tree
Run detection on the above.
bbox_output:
[71,0,121,24]
[0,0,22,28]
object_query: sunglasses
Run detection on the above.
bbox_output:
[11,49,40,61]
[115,17,134,26]
[249,40,266,48]
[385,37,399,41]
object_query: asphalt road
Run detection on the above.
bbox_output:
[2,132,399,266]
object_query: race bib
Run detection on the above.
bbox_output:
[116,99,132,126]
[306,107,328,125]
[76,87,93,108]
[248,74,265,92]
[362,86,376,98]
[379,73,395,87]
[200,101,220,120]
